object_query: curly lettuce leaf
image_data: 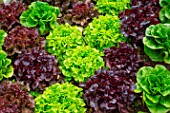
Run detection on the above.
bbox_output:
[84,15,126,52]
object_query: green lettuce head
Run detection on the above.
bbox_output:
[143,24,170,64]
[84,15,126,52]
[135,65,170,113]
[20,1,60,35]
[60,46,104,82]
[45,23,85,61]
[96,0,130,15]
[35,82,86,113]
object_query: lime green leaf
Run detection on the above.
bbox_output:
[147,104,169,113]
[143,37,164,50]
[144,45,164,62]
[0,30,7,47]
[164,51,170,64]
[136,66,153,82]
[0,71,3,81]
[26,16,38,27]
[145,93,161,104]
[145,25,155,36]
[138,111,146,113]
[160,95,170,108]
[39,19,46,35]
[0,50,7,59]
[134,83,143,93]
[143,92,156,106]
[159,5,170,23]
[159,0,170,7]
[3,66,14,78]
[139,77,151,94]
[2,59,11,67]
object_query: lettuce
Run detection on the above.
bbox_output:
[45,23,85,61]
[13,47,61,93]
[3,26,45,56]
[63,1,98,27]
[96,0,130,15]
[0,1,26,32]
[143,24,170,64]
[20,1,60,35]
[159,4,170,23]
[83,69,136,112]
[84,15,126,52]
[35,83,86,113]
[135,65,170,113]
[60,46,104,82]
[0,80,35,113]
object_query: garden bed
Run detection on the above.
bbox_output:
[0,0,170,113]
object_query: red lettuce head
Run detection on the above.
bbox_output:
[119,1,161,43]
[0,80,35,113]
[3,26,45,56]
[0,1,27,32]
[103,43,148,81]
[130,0,159,7]
[63,1,98,26]
[18,0,73,13]
[13,47,62,93]
[82,69,136,113]
[54,0,73,13]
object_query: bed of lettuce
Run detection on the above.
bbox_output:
[0,0,170,113]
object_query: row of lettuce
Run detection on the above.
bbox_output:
[0,0,170,113]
